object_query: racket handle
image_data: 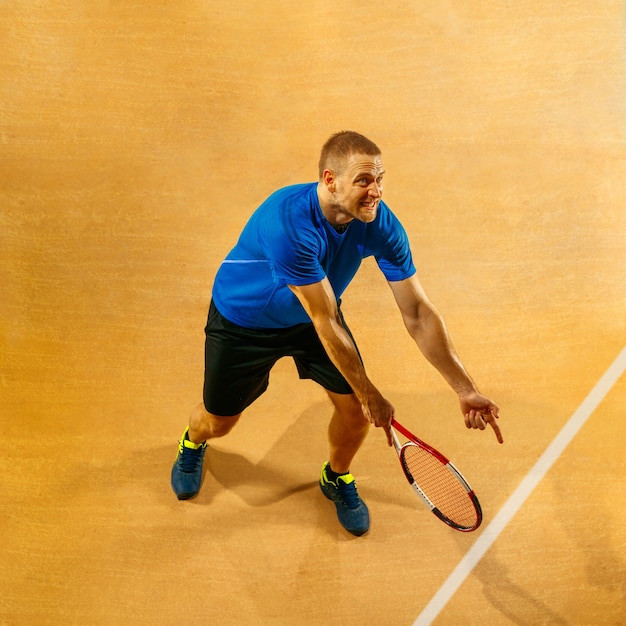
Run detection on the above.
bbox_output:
[390,424,402,455]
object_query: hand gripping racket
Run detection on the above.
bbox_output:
[391,418,482,532]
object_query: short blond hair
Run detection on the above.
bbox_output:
[318,131,381,178]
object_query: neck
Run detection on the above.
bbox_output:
[316,182,353,228]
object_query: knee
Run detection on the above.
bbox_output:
[190,403,241,440]
[346,400,368,424]
[332,394,368,426]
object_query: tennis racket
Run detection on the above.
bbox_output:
[391,418,482,532]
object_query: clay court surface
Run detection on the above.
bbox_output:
[1,2,625,624]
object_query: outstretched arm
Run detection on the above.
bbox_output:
[388,274,503,443]
[289,278,394,442]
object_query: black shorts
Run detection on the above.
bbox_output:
[202,300,360,416]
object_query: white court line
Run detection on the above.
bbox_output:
[414,345,626,626]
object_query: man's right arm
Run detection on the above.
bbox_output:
[288,278,394,441]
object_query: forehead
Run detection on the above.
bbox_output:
[343,152,384,175]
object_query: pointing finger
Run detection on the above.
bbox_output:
[484,413,504,444]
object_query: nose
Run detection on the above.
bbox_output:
[368,181,381,197]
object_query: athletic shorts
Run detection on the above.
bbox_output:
[202,300,361,416]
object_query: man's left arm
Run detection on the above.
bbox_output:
[387,274,503,443]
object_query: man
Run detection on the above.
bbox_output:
[171,131,502,536]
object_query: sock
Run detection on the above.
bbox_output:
[326,463,350,481]
[183,428,204,450]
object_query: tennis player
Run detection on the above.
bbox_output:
[171,131,502,536]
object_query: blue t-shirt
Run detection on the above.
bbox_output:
[212,183,416,328]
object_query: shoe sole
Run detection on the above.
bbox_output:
[175,490,199,501]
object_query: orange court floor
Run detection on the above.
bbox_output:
[1,3,625,625]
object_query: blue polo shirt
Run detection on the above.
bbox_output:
[212,183,415,328]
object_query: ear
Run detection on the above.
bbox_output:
[322,169,336,192]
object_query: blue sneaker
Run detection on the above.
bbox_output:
[319,462,370,536]
[171,427,207,500]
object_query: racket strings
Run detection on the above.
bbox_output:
[401,444,477,527]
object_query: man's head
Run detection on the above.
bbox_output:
[318,131,381,179]
[318,131,385,226]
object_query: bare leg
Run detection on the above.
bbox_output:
[325,391,370,474]
[172,402,238,500]
[187,401,241,444]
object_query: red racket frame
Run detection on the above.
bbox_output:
[391,418,482,532]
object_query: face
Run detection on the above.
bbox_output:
[326,152,385,224]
